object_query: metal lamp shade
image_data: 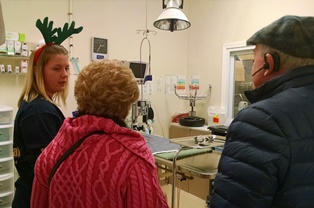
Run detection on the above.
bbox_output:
[153,8,191,32]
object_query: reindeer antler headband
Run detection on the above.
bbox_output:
[34,17,83,65]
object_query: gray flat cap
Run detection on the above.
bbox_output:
[247,15,314,58]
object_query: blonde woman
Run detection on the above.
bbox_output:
[13,44,70,208]
[13,16,83,208]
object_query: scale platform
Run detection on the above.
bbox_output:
[179,116,205,127]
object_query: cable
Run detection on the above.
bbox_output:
[139,36,152,100]
[152,104,165,137]
[70,57,80,74]
[68,0,73,58]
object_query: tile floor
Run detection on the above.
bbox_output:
[161,184,208,208]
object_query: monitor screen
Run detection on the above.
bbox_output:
[129,62,146,79]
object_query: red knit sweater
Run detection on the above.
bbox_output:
[31,115,168,208]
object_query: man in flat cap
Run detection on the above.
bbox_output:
[210,15,314,208]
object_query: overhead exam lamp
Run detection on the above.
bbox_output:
[153,0,191,32]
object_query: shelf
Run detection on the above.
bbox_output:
[0,157,13,163]
[0,124,13,128]
[0,55,29,60]
[0,73,26,76]
[0,141,12,145]
[0,55,29,72]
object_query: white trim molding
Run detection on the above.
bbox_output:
[221,42,254,125]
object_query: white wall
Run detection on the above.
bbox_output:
[188,0,314,120]
[0,0,189,137]
[0,0,313,137]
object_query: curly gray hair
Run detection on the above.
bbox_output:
[75,59,139,120]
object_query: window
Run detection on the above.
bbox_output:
[221,42,254,125]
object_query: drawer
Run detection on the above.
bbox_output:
[0,192,13,207]
[0,126,12,142]
[0,175,14,195]
[0,158,13,176]
[0,143,12,159]
[0,107,13,125]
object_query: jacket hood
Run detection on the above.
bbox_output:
[55,115,156,167]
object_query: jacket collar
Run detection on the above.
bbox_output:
[245,65,314,104]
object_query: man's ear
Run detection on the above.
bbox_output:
[263,53,276,76]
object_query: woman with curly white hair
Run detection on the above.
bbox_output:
[31,59,169,208]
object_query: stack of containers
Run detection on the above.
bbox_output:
[0,105,14,207]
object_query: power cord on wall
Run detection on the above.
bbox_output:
[152,103,165,138]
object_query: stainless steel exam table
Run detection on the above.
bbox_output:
[143,134,224,208]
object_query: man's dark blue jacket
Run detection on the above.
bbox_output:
[210,65,314,208]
